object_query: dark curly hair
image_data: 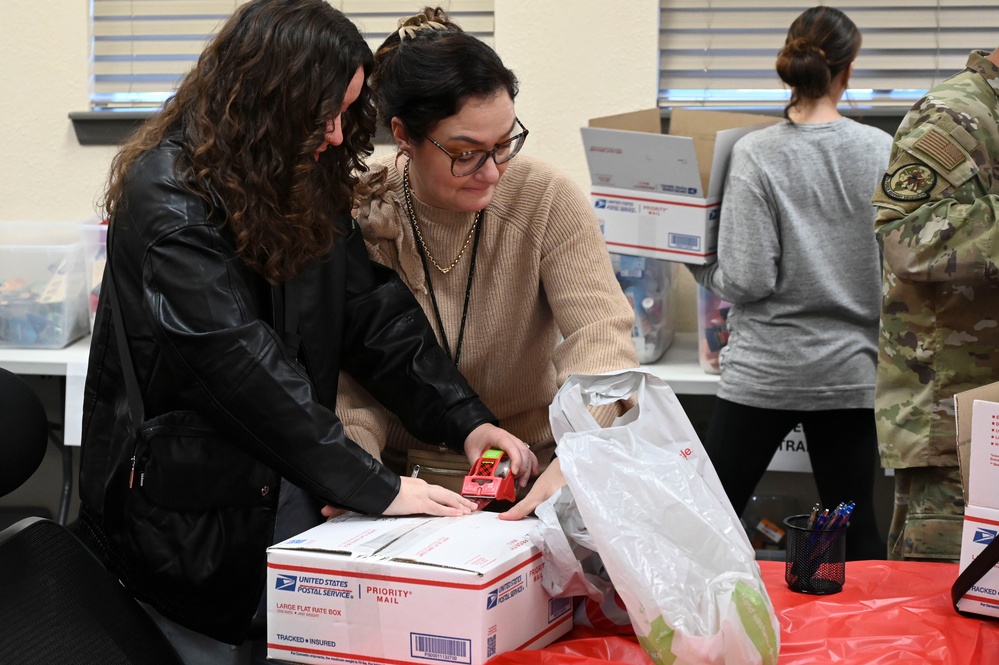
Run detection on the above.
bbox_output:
[101,0,377,284]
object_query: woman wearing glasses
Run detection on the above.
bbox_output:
[337,7,638,518]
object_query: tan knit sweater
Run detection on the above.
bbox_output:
[337,154,638,467]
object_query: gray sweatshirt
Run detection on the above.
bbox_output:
[689,118,892,411]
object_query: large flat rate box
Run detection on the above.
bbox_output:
[954,383,999,618]
[266,511,572,665]
[581,108,775,265]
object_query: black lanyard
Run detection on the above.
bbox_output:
[401,160,485,369]
[409,212,483,369]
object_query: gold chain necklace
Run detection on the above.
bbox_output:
[402,160,481,274]
[401,159,485,369]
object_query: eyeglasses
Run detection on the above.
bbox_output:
[426,118,529,177]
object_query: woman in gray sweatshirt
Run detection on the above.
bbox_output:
[688,6,891,560]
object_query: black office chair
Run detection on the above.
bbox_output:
[0,367,183,665]
[0,367,48,497]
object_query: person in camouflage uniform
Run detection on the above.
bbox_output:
[872,48,999,562]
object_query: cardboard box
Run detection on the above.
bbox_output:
[266,512,572,665]
[0,222,89,348]
[581,108,776,264]
[953,383,999,618]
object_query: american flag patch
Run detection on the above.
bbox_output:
[913,130,965,171]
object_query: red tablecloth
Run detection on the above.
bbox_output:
[487,560,999,665]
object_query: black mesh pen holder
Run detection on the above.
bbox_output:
[783,514,847,595]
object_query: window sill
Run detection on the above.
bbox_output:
[69,111,398,146]
[659,106,905,136]
[69,111,153,146]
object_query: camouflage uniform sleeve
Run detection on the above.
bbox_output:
[872,102,999,284]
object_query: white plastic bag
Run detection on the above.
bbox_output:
[530,486,632,629]
[530,486,606,599]
[551,369,780,665]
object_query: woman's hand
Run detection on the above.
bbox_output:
[320,477,476,519]
[463,423,538,488]
[320,505,349,520]
[499,457,565,521]
[380,476,478,516]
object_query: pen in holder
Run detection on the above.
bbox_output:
[783,511,849,594]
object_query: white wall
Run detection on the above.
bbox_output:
[0,1,119,221]
[495,0,659,189]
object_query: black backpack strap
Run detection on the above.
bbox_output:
[951,531,999,618]
[105,223,144,424]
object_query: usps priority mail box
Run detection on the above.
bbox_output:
[954,386,999,618]
[582,108,776,265]
[266,511,573,664]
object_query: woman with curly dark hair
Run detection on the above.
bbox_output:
[79,1,532,660]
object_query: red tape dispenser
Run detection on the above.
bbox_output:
[462,449,516,510]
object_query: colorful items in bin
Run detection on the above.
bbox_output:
[0,221,90,349]
[696,284,731,374]
[81,219,109,331]
[611,253,676,363]
[1,259,83,347]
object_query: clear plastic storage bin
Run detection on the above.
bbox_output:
[0,222,89,348]
[612,254,677,364]
[696,284,732,374]
[81,219,109,331]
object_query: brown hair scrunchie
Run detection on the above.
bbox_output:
[396,12,448,41]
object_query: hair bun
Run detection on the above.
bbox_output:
[397,7,453,42]
[781,37,826,63]
[777,6,861,119]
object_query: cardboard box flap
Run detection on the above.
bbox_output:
[588,108,662,134]
[581,126,703,196]
[968,398,999,508]
[953,381,999,504]
[387,558,487,576]
[581,107,777,198]
[668,108,778,197]
[375,512,535,573]
[269,512,536,575]
[270,515,433,558]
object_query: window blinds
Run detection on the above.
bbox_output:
[90,0,495,110]
[659,0,999,108]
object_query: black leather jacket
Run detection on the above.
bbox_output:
[78,135,494,641]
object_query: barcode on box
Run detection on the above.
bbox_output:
[487,633,497,658]
[548,597,572,623]
[410,633,471,664]
[668,233,701,251]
